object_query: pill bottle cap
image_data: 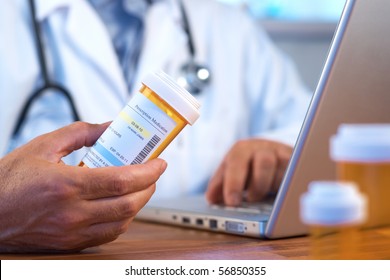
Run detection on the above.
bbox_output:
[330,123,390,162]
[300,181,367,226]
[142,71,201,125]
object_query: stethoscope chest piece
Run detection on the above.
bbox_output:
[176,0,211,95]
[177,60,211,95]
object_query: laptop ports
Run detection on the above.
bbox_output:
[196,218,204,226]
[225,221,245,234]
[182,217,191,224]
[209,219,218,229]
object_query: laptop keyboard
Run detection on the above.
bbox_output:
[210,201,273,215]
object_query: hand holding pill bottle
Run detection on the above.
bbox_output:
[80,71,201,168]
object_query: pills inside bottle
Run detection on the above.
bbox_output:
[80,71,201,168]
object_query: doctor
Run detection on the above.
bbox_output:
[0,0,311,205]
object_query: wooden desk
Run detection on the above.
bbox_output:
[0,221,308,260]
[1,221,389,260]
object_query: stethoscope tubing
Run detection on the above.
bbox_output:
[13,0,210,138]
[12,0,81,138]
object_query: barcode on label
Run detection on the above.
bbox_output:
[131,135,161,164]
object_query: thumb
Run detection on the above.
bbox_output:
[37,121,110,162]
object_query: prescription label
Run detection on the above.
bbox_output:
[82,93,177,167]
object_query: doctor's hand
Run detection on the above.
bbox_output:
[0,122,167,253]
[206,139,292,206]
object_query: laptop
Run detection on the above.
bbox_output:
[136,0,390,239]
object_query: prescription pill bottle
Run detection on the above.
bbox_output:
[80,71,200,168]
[330,124,390,229]
[300,181,367,260]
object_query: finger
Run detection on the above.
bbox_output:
[85,183,156,224]
[68,218,134,251]
[89,218,133,245]
[205,163,225,204]
[270,146,293,193]
[34,122,110,162]
[37,185,155,252]
[76,158,167,200]
[88,217,134,245]
[246,149,277,202]
[222,148,252,206]
[72,183,157,249]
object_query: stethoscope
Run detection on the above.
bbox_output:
[176,0,212,95]
[12,0,210,138]
[12,0,81,138]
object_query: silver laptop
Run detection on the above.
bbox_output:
[137,0,390,239]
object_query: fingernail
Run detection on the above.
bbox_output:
[228,192,241,206]
[152,158,167,173]
[160,160,168,173]
[147,159,167,174]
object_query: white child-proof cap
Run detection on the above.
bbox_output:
[142,71,201,125]
[300,181,367,226]
[330,123,390,162]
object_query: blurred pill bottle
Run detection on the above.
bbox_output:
[300,181,366,260]
[330,124,390,228]
[80,71,201,168]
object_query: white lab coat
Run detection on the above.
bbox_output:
[0,0,311,198]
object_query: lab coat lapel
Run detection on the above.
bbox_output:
[134,0,187,91]
[35,0,128,102]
